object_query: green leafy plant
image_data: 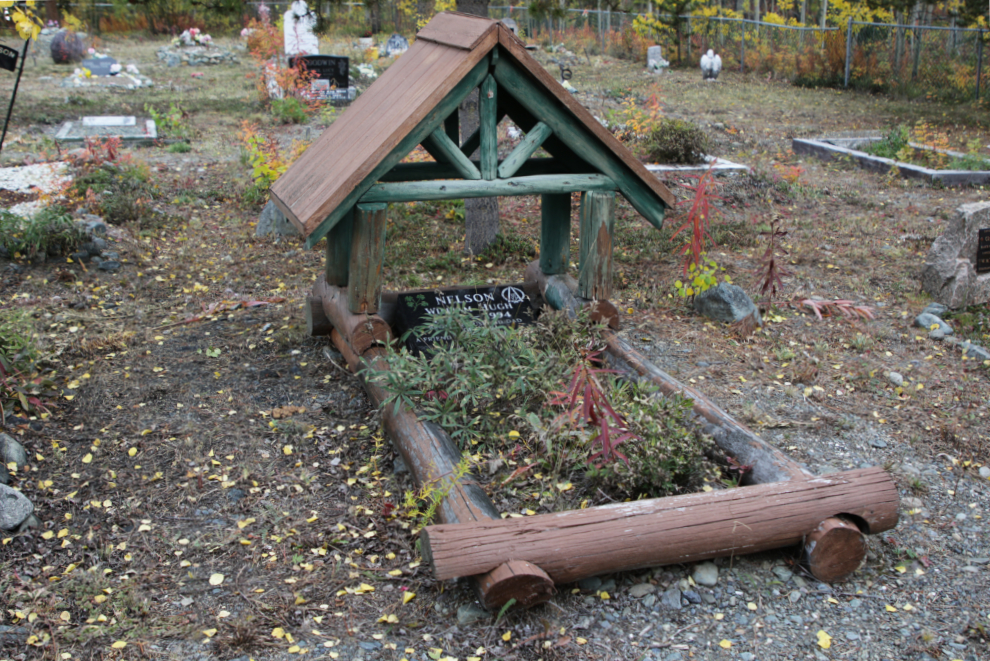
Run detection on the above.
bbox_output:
[145,102,190,140]
[863,125,909,160]
[167,142,191,154]
[0,207,85,260]
[674,254,728,298]
[0,309,55,419]
[270,97,309,124]
[73,161,161,228]
[643,118,709,165]
[238,121,309,205]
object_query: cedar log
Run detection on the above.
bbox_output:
[603,334,810,485]
[523,261,619,330]
[421,467,898,584]
[330,330,554,609]
[805,516,867,583]
[305,294,333,337]
[314,276,393,354]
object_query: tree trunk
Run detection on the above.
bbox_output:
[457,0,500,256]
[369,0,382,34]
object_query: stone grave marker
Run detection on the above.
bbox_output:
[56,116,157,146]
[647,45,669,74]
[81,56,118,76]
[394,284,536,354]
[921,201,990,307]
[284,0,319,57]
[0,44,18,72]
[978,228,990,274]
[289,54,349,91]
[381,34,409,57]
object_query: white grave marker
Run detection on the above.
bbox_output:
[284,0,319,57]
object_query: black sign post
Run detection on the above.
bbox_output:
[394,284,537,355]
[977,228,990,274]
[0,38,30,154]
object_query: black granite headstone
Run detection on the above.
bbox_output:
[81,57,118,77]
[288,54,349,89]
[977,228,990,274]
[0,44,18,72]
[394,284,537,355]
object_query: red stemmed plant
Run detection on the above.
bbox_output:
[548,348,640,465]
[671,163,724,275]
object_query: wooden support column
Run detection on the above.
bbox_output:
[578,190,615,300]
[539,193,570,275]
[479,74,498,180]
[325,208,354,287]
[347,203,388,315]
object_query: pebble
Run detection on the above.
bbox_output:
[929,329,946,340]
[887,371,904,387]
[226,488,245,503]
[914,312,945,331]
[922,303,948,317]
[692,561,718,587]
[980,467,990,479]
[358,641,381,651]
[628,583,656,598]
[0,483,33,530]
[740,654,755,661]
[642,594,657,608]
[682,589,701,604]
[789,590,803,603]
[456,603,488,626]
[871,438,888,448]
[0,434,27,484]
[98,260,121,272]
[661,588,682,610]
[772,566,793,581]
[0,625,29,645]
[846,631,861,641]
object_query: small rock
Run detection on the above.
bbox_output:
[628,583,656,598]
[84,218,107,235]
[101,251,119,261]
[789,590,802,604]
[0,625,29,645]
[0,483,34,531]
[599,578,616,593]
[929,329,946,340]
[70,250,92,263]
[914,312,945,331]
[392,455,408,474]
[660,588,682,610]
[692,561,719,587]
[0,434,27,483]
[578,576,602,592]
[693,283,762,326]
[846,631,861,641]
[979,467,990,479]
[682,589,701,604]
[961,342,990,362]
[887,371,904,387]
[358,641,382,651]
[98,260,121,272]
[970,557,990,565]
[922,303,948,317]
[256,199,300,237]
[642,594,657,608]
[226,488,246,503]
[740,654,755,661]
[772,566,793,582]
[870,439,888,449]
[16,513,41,533]
[456,603,488,626]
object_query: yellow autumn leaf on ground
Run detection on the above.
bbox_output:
[272,627,286,639]
[885,604,897,612]
[502,631,512,641]
[402,592,416,604]
[128,448,137,456]
[599,591,610,600]
[59,611,71,622]
[388,569,403,576]
[378,614,399,624]
[283,445,293,455]
[576,637,587,645]
[82,453,92,464]
[719,639,732,649]
[202,629,217,638]
[817,630,832,649]
[208,573,224,586]
[111,641,127,649]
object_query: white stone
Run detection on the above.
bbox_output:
[692,561,719,586]
[82,116,136,127]
[921,201,990,308]
[0,483,33,531]
[979,466,990,479]
[284,0,319,57]
[647,45,668,74]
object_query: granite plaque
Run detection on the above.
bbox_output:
[289,54,349,89]
[81,56,118,77]
[978,228,990,274]
[394,284,536,354]
[82,116,136,127]
[0,44,18,72]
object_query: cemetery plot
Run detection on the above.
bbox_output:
[55,116,157,146]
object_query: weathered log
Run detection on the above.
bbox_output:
[421,467,898,584]
[523,261,619,330]
[577,190,615,301]
[348,203,388,314]
[805,516,867,583]
[604,334,809,485]
[305,294,333,337]
[330,330,554,608]
[314,276,392,355]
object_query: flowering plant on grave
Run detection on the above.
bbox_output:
[174,28,213,47]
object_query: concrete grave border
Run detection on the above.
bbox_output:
[793,135,990,187]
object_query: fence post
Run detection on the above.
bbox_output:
[740,22,745,74]
[978,31,984,102]
[844,18,853,88]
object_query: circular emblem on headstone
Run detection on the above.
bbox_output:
[501,286,526,305]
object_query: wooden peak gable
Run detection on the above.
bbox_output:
[269,13,675,249]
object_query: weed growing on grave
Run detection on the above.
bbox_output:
[238,121,309,205]
[0,207,85,260]
[72,161,164,229]
[270,97,309,124]
[642,118,709,165]
[400,454,472,531]
[753,210,791,305]
[0,308,56,419]
[167,142,191,154]
[145,102,190,140]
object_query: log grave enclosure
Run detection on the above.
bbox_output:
[272,12,900,611]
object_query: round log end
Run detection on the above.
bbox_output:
[805,516,867,583]
[477,561,555,611]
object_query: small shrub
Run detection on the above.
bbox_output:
[145,102,189,139]
[478,232,534,265]
[73,162,160,228]
[642,118,709,165]
[864,125,910,160]
[270,97,308,124]
[166,141,191,153]
[0,309,55,419]
[0,207,85,259]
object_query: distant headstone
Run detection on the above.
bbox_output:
[284,0,319,57]
[381,33,409,57]
[647,45,669,74]
[0,44,18,72]
[56,117,157,146]
[81,56,118,77]
[82,116,136,127]
[500,18,519,35]
[395,284,536,354]
[921,201,990,308]
[50,30,85,64]
[289,54,348,90]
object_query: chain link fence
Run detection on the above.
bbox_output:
[489,6,987,102]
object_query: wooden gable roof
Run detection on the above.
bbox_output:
[270,12,675,249]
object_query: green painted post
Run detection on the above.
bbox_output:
[497,121,553,179]
[578,190,615,300]
[480,74,498,180]
[347,203,388,314]
[325,207,354,286]
[540,193,571,275]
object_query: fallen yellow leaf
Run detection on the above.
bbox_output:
[209,573,224,586]
[817,630,832,649]
[719,639,732,649]
[402,592,416,604]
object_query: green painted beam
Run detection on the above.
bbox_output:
[460,108,506,158]
[479,74,498,180]
[422,128,481,180]
[498,121,552,179]
[360,174,616,204]
[325,207,354,286]
[304,55,492,249]
[380,158,568,182]
[492,57,667,231]
[496,92,591,174]
[540,193,571,275]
